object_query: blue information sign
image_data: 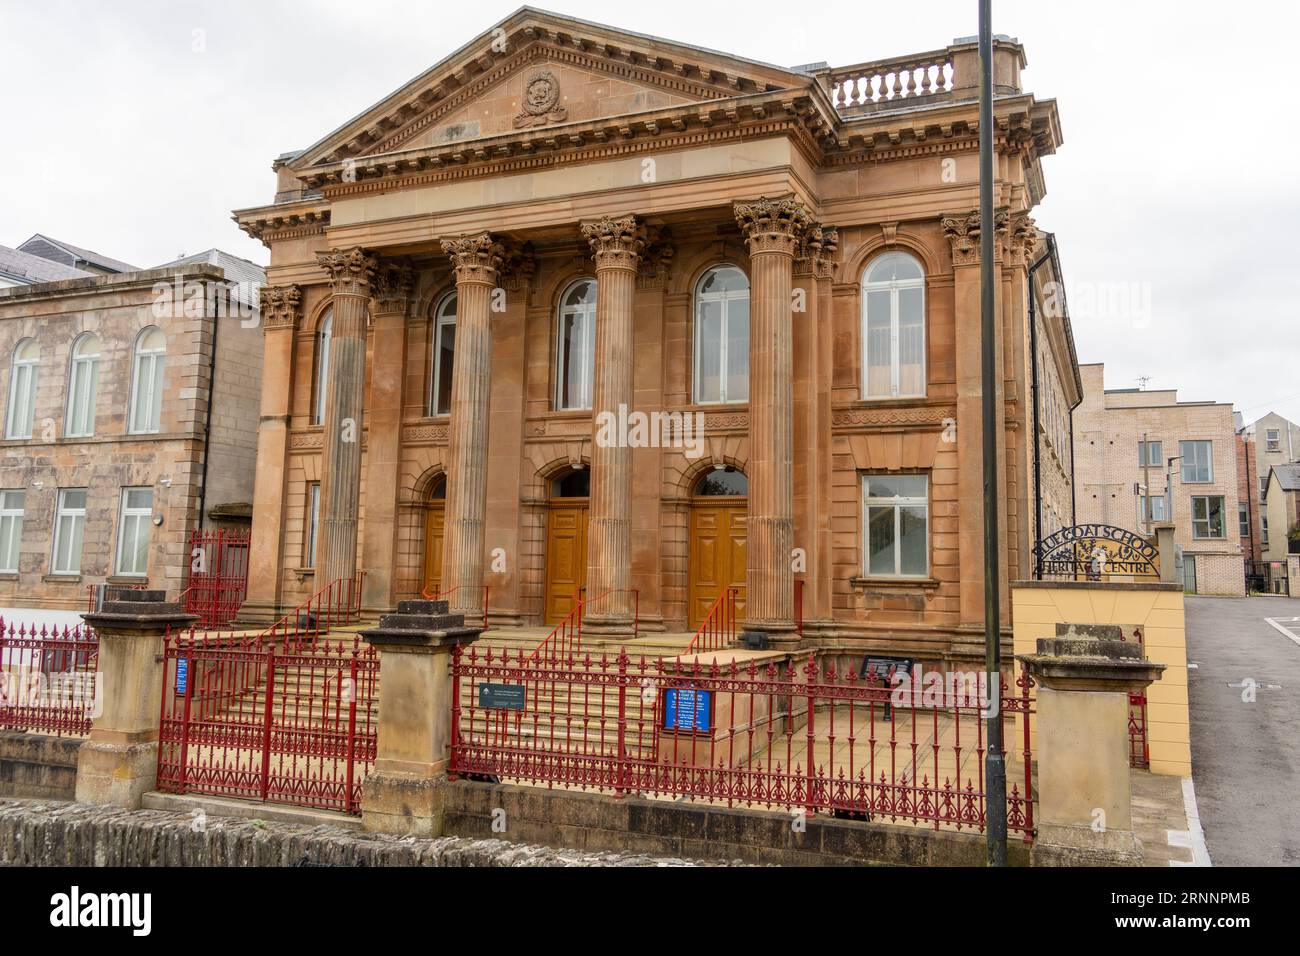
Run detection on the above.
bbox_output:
[175,657,189,696]
[663,687,712,733]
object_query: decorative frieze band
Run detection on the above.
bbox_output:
[832,405,957,429]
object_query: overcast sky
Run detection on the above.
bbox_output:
[3,0,1297,424]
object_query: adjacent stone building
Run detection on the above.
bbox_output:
[1073,363,1244,595]
[233,9,1076,664]
[0,251,264,609]
[1262,463,1299,564]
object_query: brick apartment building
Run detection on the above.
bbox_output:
[1073,363,1243,595]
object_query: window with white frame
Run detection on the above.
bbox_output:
[314,311,332,425]
[1138,440,1162,467]
[1179,440,1212,483]
[1191,495,1225,539]
[1266,428,1280,451]
[128,326,166,434]
[1238,501,1250,538]
[5,338,38,439]
[556,279,596,410]
[862,473,929,577]
[1262,515,1269,545]
[51,489,87,575]
[693,265,749,404]
[65,333,101,437]
[428,292,456,416]
[861,253,925,399]
[1138,494,1167,522]
[0,490,24,573]
[306,482,321,567]
[115,487,153,577]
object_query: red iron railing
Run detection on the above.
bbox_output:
[156,626,379,815]
[684,587,738,655]
[1120,626,1150,769]
[181,528,251,629]
[451,646,1036,841]
[0,619,100,736]
[256,572,366,652]
[421,583,490,631]
[525,587,640,664]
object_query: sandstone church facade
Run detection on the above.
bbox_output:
[235,8,1075,664]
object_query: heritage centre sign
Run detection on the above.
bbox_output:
[1034,524,1160,579]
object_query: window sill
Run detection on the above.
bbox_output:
[292,567,316,582]
[107,575,148,585]
[42,574,83,584]
[850,576,941,590]
[0,572,17,581]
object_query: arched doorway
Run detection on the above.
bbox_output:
[688,467,748,628]
[421,476,447,595]
[544,468,590,624]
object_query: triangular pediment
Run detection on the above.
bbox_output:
[292,7,807,169]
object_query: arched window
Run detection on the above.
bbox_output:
[66,332,101,437]
[429,293,456,416]
[314,310,332,424]
[694,466,748,497]
[5,338,39,439]
[128,326,166,434]
[694,266,749,404]
[861,252,925,399]
[556,279,596,410]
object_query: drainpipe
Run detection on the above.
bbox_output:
[1028,250,1051,579]
[194,278,221,532]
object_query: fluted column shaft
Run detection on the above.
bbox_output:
[317,248,377,591]
[581,215,643,635]
[439,234,503,621]
[735,198,812,641]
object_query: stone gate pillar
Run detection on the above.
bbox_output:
[75,589,197,809]
[361,260,414,612]
[1019,623,1166,866]
[580,214,642,637]
[438,233,504,623]
[734,196,813,647]
[316,247,377,590]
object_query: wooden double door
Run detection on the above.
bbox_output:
[422,501,445,595]
[688,499,747,629]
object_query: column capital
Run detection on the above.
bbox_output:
[440,232,505,286]
[733,196,814,257]
[372,259,415,314]
[941,209,1013,267]
[259,283,302,331]
[317,246,378,295]
[580,214,644,271]
[794,223,840,279]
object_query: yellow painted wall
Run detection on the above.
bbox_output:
[1011,583,1191,777]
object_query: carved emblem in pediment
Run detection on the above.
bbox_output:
[514,70,567,128]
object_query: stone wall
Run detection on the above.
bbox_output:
[441,779,1029,866]
[0,732,81,799]
[0,798,739,867]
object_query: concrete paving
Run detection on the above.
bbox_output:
[1185,594,1300,866]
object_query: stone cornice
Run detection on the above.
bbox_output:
[580,214,643,271]
[317,247,378,295]
[234,200,330,247]
[259,284,302,330]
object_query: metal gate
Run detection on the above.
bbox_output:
[156,630,378,814]
[181,528,252,629]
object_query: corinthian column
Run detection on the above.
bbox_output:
[438,233,504,622]
[316,247,377,590]
[361,260,414,612]
[734,197,813,646]
[580,214,643,636]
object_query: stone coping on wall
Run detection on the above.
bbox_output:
[1012,580,1182,592]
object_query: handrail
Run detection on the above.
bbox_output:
[256,571,366,652]
[420,583,490,631]
[525,591,586,663]
[683,587,738,656]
